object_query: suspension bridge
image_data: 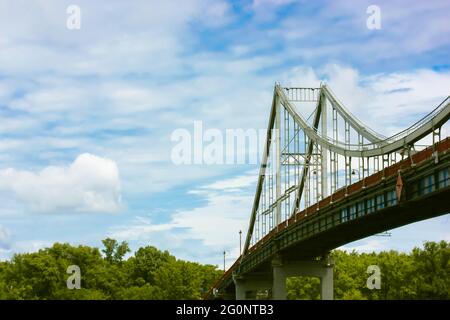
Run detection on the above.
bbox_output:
[206,83,450,300]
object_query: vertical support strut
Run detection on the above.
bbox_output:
[314,143,320,203]
[242,85,279,255]
[382,154,389,173]
[345,156,351,187]
[432,127,441,144]
[332,107,338,143]
[358,134,363,180]
[262,178,266,236]
[304,132,310,208]
[275,99,282,228]
[345,121,350,146]
[344,121,351,186]
[330,150,337,194]
[321,98,328,198]
[291,88,324,215]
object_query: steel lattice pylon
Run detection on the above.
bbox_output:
[243,83,450,255]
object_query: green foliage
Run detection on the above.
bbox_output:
[0,240,447,300]
[287,276,320,300]
[127,246,174,285]
[101,238,131,263]
[153,260,220,300]
[0,239,222,300]
[409,241,450,299]
[287,241,450,300]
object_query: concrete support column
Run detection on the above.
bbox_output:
[235,280,246,300]
[271,254,335,300]
[272,255,286,300]
[321,265,334,300]
[233,273,272,300]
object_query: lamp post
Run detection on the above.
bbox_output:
[223,251,226,272]
[239,230,242,256]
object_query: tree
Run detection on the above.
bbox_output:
[287,276,320,300]
[127,246,175,285]
[153,259,222,300]
[101,238,130,263]
[410,241,450,299]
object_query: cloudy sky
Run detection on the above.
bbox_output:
[0,0,449,267]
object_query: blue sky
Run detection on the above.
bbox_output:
[0,0,449,267]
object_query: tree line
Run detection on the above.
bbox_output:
[0,238,221,299]
[287,241,449,300]
[0,239,448,299]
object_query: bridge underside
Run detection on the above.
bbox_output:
[216,147,450,299]
[245,187,450,273]
[219,187,450,300]
[281,187,450,262]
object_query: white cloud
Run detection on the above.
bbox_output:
[2,64,448,212]
[283,64,450,136]
[0,153,121,214]
[253,0,296,7]
[340,239,389,253]
[0,0,449,265]
[12,240,52,253]
[338,214,450,254]
[0,0,232,77]
[0,239,53,261]
[110,171,255,263]
[110,216,174,240]
[200,171,258,191]
[171,192,251,248]
[112,192,251,249]
[10,86,89,113]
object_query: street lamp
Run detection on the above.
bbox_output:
[239,230,242,256]
[223,251,226,272]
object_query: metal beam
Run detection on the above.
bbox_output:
[242,85,278,256]
[277,87,450,158]
[291,87,324,214]
[275,96,281,226]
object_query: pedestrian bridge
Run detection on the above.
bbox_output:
[207,84,450,300]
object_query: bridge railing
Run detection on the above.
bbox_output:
[319,95,450,150]
[381,95,450,143]
[280,86,450,153]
